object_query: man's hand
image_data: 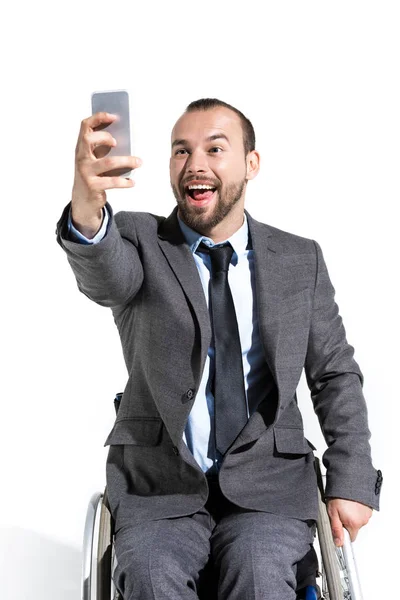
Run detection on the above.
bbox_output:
[71,112,142,238]
[326,498,373,546]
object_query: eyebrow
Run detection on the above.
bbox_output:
[171,133,230,149]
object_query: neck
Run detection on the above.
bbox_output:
[202,211,245,243]
[179,202,246,244]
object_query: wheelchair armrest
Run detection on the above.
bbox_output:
[114,392,123,415]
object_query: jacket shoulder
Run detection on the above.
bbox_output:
[114,209,166,232]
[247,212,316,253]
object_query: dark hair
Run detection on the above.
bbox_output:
[185,98,256,156]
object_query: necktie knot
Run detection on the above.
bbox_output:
[198,242,234,274]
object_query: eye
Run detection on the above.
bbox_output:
[175,148,189,155]
[209,147,222,153]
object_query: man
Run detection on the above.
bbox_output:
[56,98,381,599]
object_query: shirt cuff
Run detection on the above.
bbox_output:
[67,207,109,244]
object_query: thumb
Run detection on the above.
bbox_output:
[329,509,344,547]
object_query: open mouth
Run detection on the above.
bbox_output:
[184,184,217,205]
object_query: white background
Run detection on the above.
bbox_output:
[1,1,398,598]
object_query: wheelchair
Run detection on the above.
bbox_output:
[82,394,364,600]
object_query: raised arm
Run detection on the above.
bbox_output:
[56,112,144,307]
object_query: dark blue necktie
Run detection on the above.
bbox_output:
[199,242,248,455]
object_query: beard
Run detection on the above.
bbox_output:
[171,178,247,234]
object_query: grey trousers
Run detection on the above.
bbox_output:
[113,479,316,600]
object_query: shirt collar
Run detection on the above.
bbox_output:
[177,213,251,262]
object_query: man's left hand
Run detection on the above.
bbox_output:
[326,498,373,546]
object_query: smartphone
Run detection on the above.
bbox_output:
[91,89,132,177]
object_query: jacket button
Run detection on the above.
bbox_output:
[185,389,194,400]
[172,446,179,456]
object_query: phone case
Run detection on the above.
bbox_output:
[91,89,132,177]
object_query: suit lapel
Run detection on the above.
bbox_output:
[247,213,312,401]
[231,211,307,448]
[245,210,282,393]
[157,207,212,394]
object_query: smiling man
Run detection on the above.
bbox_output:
[170,104,256,241]
[56,98,381,599]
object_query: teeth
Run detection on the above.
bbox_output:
[188,184,214,190]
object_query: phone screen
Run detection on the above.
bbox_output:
[91,90,132,177]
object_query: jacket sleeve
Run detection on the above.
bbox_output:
[304,240,382,510]
[55,201,144,308]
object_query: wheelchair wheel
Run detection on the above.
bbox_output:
[315,457,364,600]
[317,486,343,599]
[97,492,114,600]
[82,491,115,600]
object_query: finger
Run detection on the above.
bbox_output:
[92,156,142,177]
[89,174,135,192]
[84,131,116,147]
[80,131,117,158]
[84,112,118,130]
[76,113,118,154]
[344,524,358,543]
[329,513,344,547]
[75,113,114,156]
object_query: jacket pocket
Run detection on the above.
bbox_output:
[104,417,163,447]
[273,427,314,455]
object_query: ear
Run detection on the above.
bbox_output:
[245,150,260,181]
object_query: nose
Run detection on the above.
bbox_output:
[186,149,208,174]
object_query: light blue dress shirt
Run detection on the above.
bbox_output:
[68,209,269,474]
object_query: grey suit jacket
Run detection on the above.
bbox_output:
[56,202,381,530]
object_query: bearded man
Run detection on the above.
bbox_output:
[56,98,381,599]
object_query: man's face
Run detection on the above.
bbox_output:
[170,107,250,233]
